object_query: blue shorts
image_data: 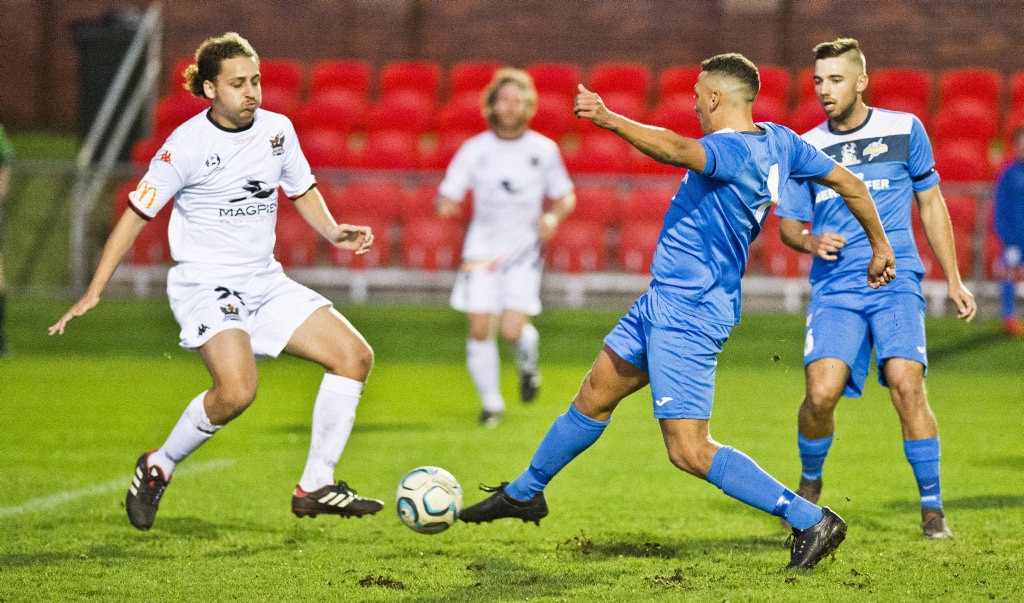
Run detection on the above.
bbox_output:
[604,291,732,420]
[804,289,928,398]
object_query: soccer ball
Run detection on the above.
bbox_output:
[395,466,463,534]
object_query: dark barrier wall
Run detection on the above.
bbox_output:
[1,0,1022,130]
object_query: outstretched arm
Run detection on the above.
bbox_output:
[916,185,976,321]
[294,186,374,255]
[574,85,707,172]
[49,209,148,335]
[814,163,896,288]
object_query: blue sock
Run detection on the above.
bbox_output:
[505,404,609,501]
[1000,280,1016,319]
[904,437,943,509]
[797,432,833,481]
[706,447,823,530]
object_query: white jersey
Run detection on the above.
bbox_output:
[439,130,573,262]
[129,108,315,267]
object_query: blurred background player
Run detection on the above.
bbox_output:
[776,38,976,539]
[460,54,897,570]
[435,68,576,427]
[993,124,1024,337]
[49,32,384,530]
[0,123,12,356]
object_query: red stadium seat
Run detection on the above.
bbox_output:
[621,185,674,223]
[448,61,502,100]
[259,58,304,115]
[292,89,366,137]
[326,181,405,224]
[328,214,392,269]
[299,128,352,169]
[401,216,464,271]
[588,62,651,108]
[757,65,792,108]
[571,185,621,227]
[932,98,1000,147]
[794,66,816,107]
[648,96,702,139]
[274,209,320,267]
[130,137,164,166]
[525,62,581,101]
[753,96,789,124]
[354,129,423,170]
[438,93,485,134]
[911,202,974,279]
[402,183,445,223]
[933,138,994,182]
[166,56,194,97]
[531,92,579,141]
[309,58,372,98]
[564,131,631,173]
[787,99,825,134]
[944,193,980,236]
[656,65,701,105]
[937,68,1002,111]
[869,68,932,114]
[153,94,207,139]
[364,90,437,135]
[760,211,811,278]
[421,129,473,171]
[617,220,662,273]
[1009,71,1024,107]
[546,219,608,273]
[379,60,441,102]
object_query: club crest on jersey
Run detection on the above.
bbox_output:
[270,132,285,156]
[838,142,860,166]
[220,304,242,321]
[863,138,889,161]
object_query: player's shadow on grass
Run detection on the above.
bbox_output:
[928,329,1008,362]
[275,422,432,435]
[883,493,1024,513]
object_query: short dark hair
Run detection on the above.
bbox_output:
[812,37,866,73]
[701,53,760,102]
[184,32,259,97]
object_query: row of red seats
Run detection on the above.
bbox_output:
[154,58,1024,142]
[141,58,1020,179]
[114,179,1006,280]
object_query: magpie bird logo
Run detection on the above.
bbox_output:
[229,179,275,203]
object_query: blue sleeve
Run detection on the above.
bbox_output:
[776,178,814,221]
[788,134,835,182]
[908,116,940,192]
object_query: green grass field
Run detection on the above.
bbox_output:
[1,299,1022,601]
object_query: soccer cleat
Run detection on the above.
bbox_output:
[921,507,954,539]
[786,506,847,569]
[519,369,541,403]
[479,410,503,429]
[459,482,548,525]
[1001,317,1024,337]
[126,451,171,531]
[291,481,384,518]
[780,477,823,530]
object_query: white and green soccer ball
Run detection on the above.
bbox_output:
[395,466,463,534]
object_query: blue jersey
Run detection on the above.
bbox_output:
[776,108,940,294]
[994,159,1024,247]
[651,122,836,324]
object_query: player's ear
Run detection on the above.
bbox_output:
[202,79,216,100]
[856,73,868,95]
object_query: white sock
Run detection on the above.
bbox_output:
[297,374,363,493]
[467,338,504,413]
[516,322,539,373]
[150,391,222,477]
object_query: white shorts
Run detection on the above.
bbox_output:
[449,258,543,316]
[167,260,331,357]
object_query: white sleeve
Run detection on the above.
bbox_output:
[437,141,474,202]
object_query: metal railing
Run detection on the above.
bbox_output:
[69,3,162,295]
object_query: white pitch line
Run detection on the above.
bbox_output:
[0,458,236,519]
